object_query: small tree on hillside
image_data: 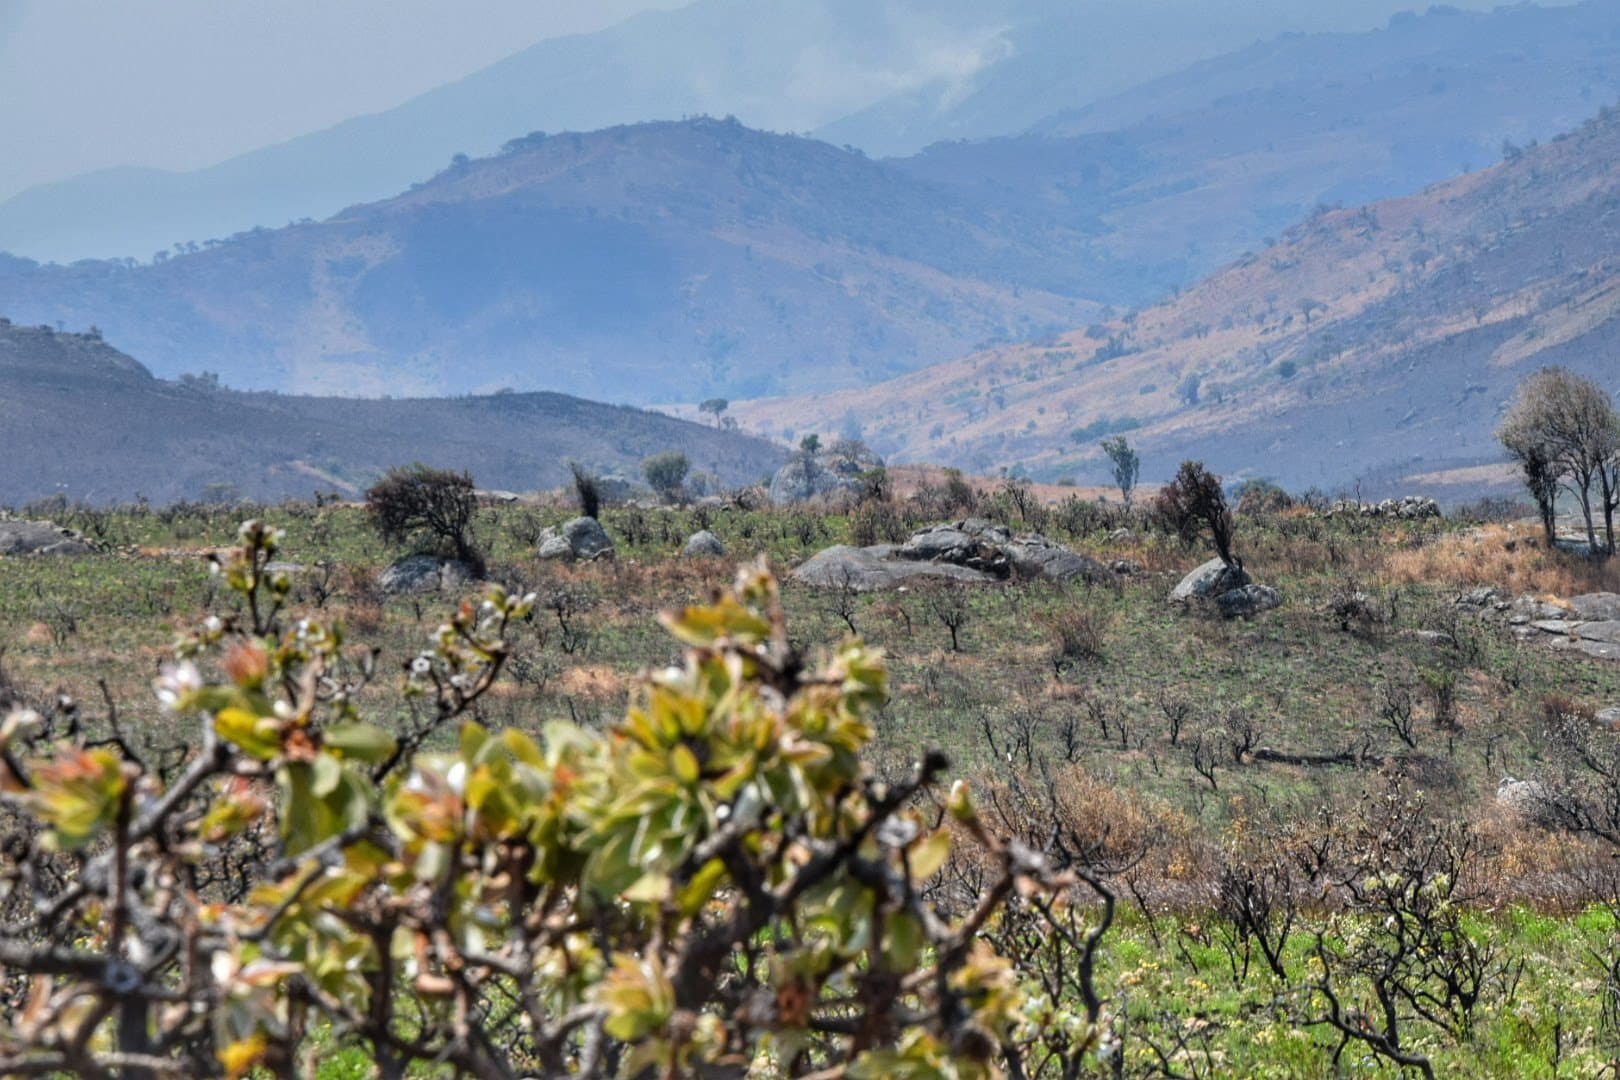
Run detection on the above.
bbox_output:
[642,450,691,502]
[699,397,729,426]
[1498,367,1620,553]
[1154,459,1239,568]
[365,463,482,571]
[1099,434,1140,510]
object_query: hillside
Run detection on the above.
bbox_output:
[0,320,784,505]
[0,0,1493,263]
[894,1,1620,303]
[730,104,1620,498]
[0,119,1095,402]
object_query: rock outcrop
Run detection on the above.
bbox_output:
[1509,592,1620,661]
[1325,496,1441,520]
[769,443,884,506]
[792,519,1106,591]
[0,518,95,556]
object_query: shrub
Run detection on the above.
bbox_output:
[0,525,1097,1077]
[567,460,601,519]
[1154,460,1239,567]
[641,450,690,502]
[364,462,482,571]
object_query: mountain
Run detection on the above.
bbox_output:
[0,119,1096,402]
[890,1,1620,304]
[728,104,1620,499]
[0,320,784,505]
[0,0,1531,264]
[0,0,1012,264]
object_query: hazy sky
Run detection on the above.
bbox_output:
[0,0,1570,204]
[0,0,684,200]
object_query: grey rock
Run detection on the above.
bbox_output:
[380,555,475,595]
[1597,707,1620,727]
[793,519,1104,590]
[1405,629,1457,648]
[1549,638,1620,661]
[682,530,726,558]
[0,519,94,556]
[1577,622,1620,645]
[768,444,884,506]
[1110,559,1144,576]
[1496,776,1564,827]
[476,489,522,504]
[791,545,995,591]
[1216,584,1281,618]
[1458,586,1502,607]
[1172,558,1251,602]
[1512,595,1572,621]
[1004,536,1108,583]
[538,535,575,562]
[1570,594,1620,622]
[561,516,615,561]
[1530,619,1579,635]
[1108,528,1137,543]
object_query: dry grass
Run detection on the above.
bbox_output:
[1383,523,1620,597]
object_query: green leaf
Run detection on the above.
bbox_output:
[324,722,397,763]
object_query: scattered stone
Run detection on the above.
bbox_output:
[1110,559,1144,576]
[380,555,476,595]
[682,530,726,558]
[1530,619,1579,635]
[0,519,95,556]
[1108,528,1137,543]
[1597,707,1620,728]
[1171,558,1251,602]
[1216,584,1281,619]
[1457,586,1502,607]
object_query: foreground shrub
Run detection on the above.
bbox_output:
[0,523,1096,1077]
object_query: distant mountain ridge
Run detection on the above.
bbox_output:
[730,103,1620,499]
[895,0,1620,301]
[0,319,784,505]
[0,119,1096,403]
[0,0,1540,264]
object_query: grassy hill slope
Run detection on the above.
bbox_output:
[0,320,784,505]
[732,105,1620,498]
